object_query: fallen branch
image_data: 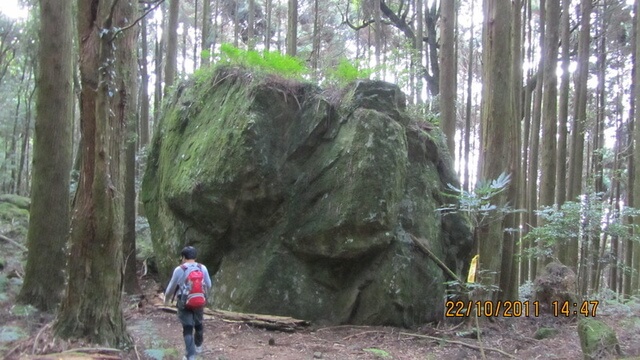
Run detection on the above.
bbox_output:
[399,331,516,359]
[0,233,27,252]
[158,305,310,332]
[409,234,462,283]
[60,347,122,355]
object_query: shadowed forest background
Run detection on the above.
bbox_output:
[0,0,640,358]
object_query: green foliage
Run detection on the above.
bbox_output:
[10,304,36,317]
[326,58,373,84]
[524,193,640,260]
[439,173,512,297]
[439,172,513,228]
[217,43,307,78]
[363,348,392,358]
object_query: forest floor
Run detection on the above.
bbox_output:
[2,226,640,359]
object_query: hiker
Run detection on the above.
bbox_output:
[164,246,212,360]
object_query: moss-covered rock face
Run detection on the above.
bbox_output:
[142,67,472,327]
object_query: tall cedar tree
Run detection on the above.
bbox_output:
[18,0,73,311]
[565,0,593,271]
[478,0,517,301]
[439,0,456,155]
[54,0,137,346]
[633,0,640,293]
[539,0,560,267]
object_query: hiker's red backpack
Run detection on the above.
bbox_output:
[180,263,206,310]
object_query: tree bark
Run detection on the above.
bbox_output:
[539,0,559,266]
[165,0,179,94]
[286,0,297,56]
[120,0,141,296]
[567,0,593,271]
[633,0,640,295]
[201,0,211,65]
[54,0,134,347]
[555,0,570,209]
[140,14,150,148]
[439,0,456,155]
[17,0,73,312]
[478,0,515,301]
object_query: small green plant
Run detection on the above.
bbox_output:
[439,172,513,228]
[363,348,392,358]
[326,58,373,84]
[438,173,513,298]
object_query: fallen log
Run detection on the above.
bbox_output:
[158,305,310,332]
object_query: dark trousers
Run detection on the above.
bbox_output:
[177,299,204,358]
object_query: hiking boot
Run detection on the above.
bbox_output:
[195,345,203,353]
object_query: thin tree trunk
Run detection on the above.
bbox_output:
[165,0,179,94]
[201,0,211,65]
[439,0,456,155]
[530,0,545,276]
[567,0,593,272]
[287,0,297,56]
[463,0,474,193]
[632,0,640,295]
[154,2,165,122]
[555,0,570,208]
[194,0,198,68]
[120,0,141,296]
[265,0,272,51]
[140,14,150,148]
[249,0,256,49]
[625,0,638,298]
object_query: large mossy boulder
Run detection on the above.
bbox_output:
[577,318,621,359]
[142,66,472,326]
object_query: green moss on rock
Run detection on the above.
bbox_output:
[578,318,620,360]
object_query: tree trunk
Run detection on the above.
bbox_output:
[529,0,545,277]
[539,0,559,266]
[248,0,256,50]
[265,0,272,51]
[140,14,150,148]
[286,0,297,56]
[633,0,640,295]
[17,84,36,196]
[555,0,570,209]
[120,1,141,296]
[567,0,593,272]
[463,0,475,193]
[154,2,165,122]
[17,0,73,312]
[478,0,515,301]
[626,0,638,298]
[311,0,320,74]
[165,0,179,94]
[54,0,134,347]
[439,0,456,155]
[201,0,211,65]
